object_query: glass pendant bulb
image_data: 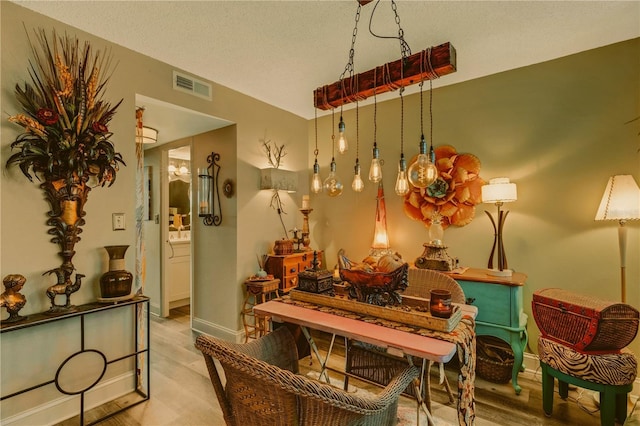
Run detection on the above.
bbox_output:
[311,159,322,194]
[395,156,410,196]
[368,145,382,182]
[337,115,348,154]
[352,161,364,192]
[408,135,438,188]
[323,159,343,197]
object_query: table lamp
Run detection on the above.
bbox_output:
[595,175,640,303]
[482,178,518,277]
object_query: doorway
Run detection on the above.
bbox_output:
[137,94,232,318]
[164,144,192,312]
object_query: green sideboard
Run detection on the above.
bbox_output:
[446,268,528,394]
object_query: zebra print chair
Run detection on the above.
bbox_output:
[538,335,637,426]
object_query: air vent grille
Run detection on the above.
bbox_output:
[173,71,212,100]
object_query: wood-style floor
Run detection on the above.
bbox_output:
[58,306,618,425]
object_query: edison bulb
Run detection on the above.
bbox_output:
[408,137,438,188]
[368,146,382,182]
[352,162,364,192]
[395,158,410,196]
[323,160,343,197]
[311,160,322,194]
[337,116,348,154]
[408,154,438,188]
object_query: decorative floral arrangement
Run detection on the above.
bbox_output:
[6,28,124,186]
[404,145,485,228]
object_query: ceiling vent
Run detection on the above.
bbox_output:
[173,71,212,100]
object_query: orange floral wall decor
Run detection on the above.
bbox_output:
[403,145,485,228]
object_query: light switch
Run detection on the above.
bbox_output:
[112,213,126,231]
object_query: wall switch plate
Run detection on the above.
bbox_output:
[112,213,126,230]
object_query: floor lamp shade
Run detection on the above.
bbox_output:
[595,175,640,303]
[595,175,640,222]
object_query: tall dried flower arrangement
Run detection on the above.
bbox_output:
[6,28,125,311]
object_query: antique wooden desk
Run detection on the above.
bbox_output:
[445,267,528,394]
[254,299,477,425]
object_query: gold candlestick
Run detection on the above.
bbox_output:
[299,208,313,250]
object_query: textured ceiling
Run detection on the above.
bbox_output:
[11,0,640,142]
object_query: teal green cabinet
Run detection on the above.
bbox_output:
[447,268,528,394]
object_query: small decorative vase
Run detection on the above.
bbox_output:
[100,245,133,299]
[256,269,268,278]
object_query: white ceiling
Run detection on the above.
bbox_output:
[12,0,640,141]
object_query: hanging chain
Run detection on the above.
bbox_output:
[314,108,319,158]
[429,79,434,150]
[373,67,378,147]
[331,109,336,158]
[400,88,404,157]
[419,80,424,136]
[340,3,361,82]
[391,0,411,60]
[356,101,359,160]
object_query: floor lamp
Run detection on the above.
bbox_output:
[595,175,640,303]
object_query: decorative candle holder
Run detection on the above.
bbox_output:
[430,289,453,318]
[299,208,313,250]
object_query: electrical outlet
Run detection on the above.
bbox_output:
[112,213,126,230]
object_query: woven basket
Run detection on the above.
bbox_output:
[476,336,514,384]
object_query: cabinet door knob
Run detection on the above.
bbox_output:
[290,267,297,273]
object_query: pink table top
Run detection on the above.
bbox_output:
[254,300,457,363]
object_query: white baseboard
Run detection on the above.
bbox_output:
[191,316,243,342]
[1,372,137,426]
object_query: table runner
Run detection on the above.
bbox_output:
[278,296,476,426]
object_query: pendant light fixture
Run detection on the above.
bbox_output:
[408,55,438,189]
[352,101,364,192]
[368,68,382,183]
[336,2,362,156]
[394,87,410,196]
[311,108,323,194]
[323,110,344,197]
[337,105,348,155]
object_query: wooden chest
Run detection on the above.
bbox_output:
[265,251,322,294]
[532,288,639,353]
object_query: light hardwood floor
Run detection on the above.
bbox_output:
[59,306,617,425]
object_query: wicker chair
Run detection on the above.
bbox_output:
[344,268,464,413]
[195,326,419,426]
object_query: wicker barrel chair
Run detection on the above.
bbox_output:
[195,326,419,426]
[344,268,464,413]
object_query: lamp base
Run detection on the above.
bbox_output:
[486,268,513,277]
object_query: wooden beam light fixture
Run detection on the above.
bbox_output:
[314,42,456,111]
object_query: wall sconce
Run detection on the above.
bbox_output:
[595,174,640,302]
[198,152,222,226]
[260,168,298,193]
[482,177,518,276]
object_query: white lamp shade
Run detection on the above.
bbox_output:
[482,178,517,204]
[595,175,640,221]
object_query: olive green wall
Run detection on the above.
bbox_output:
[309,38,640,356]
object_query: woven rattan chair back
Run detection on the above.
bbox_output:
[405,268,465,304]
[195,326,419,426]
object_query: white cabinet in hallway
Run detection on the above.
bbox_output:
[168,239,191,308]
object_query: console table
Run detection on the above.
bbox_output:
[445,267,528,394]
[1,296,149,425]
